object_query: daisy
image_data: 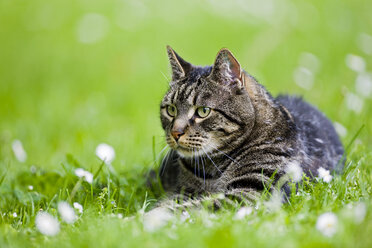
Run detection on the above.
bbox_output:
[143,208,173,232]
[345,54,366,73]
[316,212,338,237]
[95,143,116,164]
[285,162,303,182]
[77,13,109,44]
[58,201,77,224]
[11,139,27,162]
[333,122,347,138]
[234,206,253,220]
[345,92,364,114]
[264,190,283,212]
[354,202,367,224]
[179,211,191,223]
[75,168,93,184]
[73,202,84,214]
[317,167,333,183]
[35,212,60,236]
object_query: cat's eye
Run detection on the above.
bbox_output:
[196,107,211,118]
[166,105,177,117]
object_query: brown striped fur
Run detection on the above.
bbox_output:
[158,46,344,210]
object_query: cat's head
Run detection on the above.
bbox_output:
[160,46,256,158]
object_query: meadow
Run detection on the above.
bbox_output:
[0,0,371,247]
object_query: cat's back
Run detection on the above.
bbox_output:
[276,95,344,175]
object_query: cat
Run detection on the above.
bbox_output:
[158,46,344,210]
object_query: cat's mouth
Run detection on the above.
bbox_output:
[170,140,211,158]
[166,134,214,157]
[174,145,206,157]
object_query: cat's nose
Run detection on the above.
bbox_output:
[171,130,185,142]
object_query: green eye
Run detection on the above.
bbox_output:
[166,105,177,117]
[196,107,211,118]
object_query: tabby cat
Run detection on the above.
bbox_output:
[158,46,344,210]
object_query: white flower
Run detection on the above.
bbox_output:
[200,212,215,228]
[35,212,60,236]
[264,190,283,212]
[143,208,173,232]
[84,171,93,184]
[355,73,372,98]
[323,175,333,183]
[58,201,77,224]
[357,33,372,55]
[73,202,83,214]
[318,167,329,178]
[209,213,217,219]
[11,139,27,162]
[345,92,364,114]
[179,211,191,223]
[234,206,253,220]
[74,168,93,184]
[333,122,347,138]
[298,52,320,73]
[74,168,85,177]
[77,13,109,44]
[95,143,116,164]
[216,193,225,200]
[286,162,303,182]
[318,167,333,183]
[28,185,34,191]
[316,212,338,237]
[293,66,314,90]
[12,212,17,218]
[345,54,366,73]
[354,202,367,224]
[115,1,148,31]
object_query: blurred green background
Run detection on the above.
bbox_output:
[0,0,371,174]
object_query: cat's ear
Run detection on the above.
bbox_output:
[166,46,193,81]
[209,48,243,88]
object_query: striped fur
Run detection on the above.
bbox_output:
[158,46,344,210]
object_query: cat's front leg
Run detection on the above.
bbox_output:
[156,189,259,212]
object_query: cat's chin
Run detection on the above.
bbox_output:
[174,146,206,158]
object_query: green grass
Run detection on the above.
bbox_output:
[1,0,372,247]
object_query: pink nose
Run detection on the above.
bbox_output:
[171,130,184,141]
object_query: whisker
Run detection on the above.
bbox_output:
[160,71,170,81]
[160,148,172,176]
[219,138,237,150]
[201,154,206,188]
[202,147,222,174]
[205,143,242,167]
[158,145,170,157]
[197,150,200,178]
[193,148,197,177]
[148,144,169,170]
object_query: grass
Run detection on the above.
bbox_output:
[1,0,372,247]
